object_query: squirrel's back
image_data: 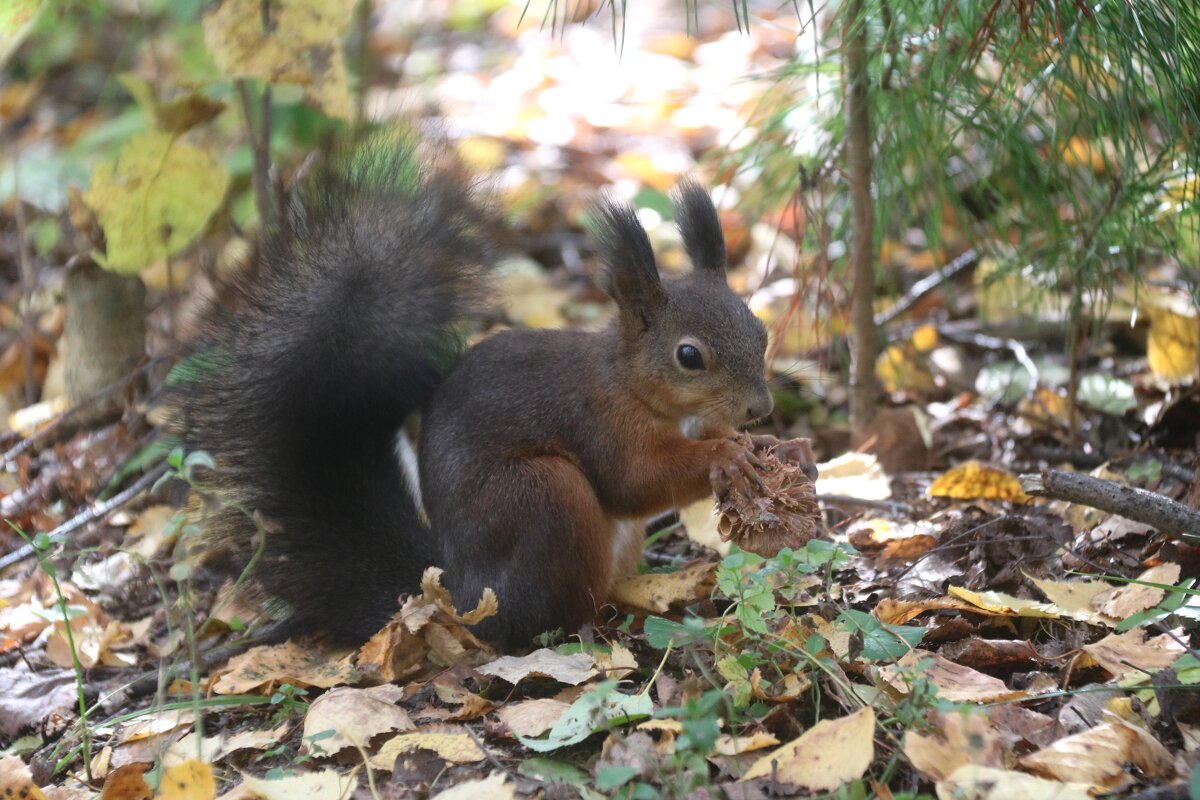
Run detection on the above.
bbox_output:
[181,135,496,642]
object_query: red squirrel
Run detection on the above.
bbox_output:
[183,136,816,650]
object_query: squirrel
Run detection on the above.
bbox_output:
[182,135,817,651]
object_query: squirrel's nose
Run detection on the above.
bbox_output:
[746,392,774,423]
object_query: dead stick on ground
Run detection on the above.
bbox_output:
[1020,468,1200,541]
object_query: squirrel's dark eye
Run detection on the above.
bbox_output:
[676,344,705,371]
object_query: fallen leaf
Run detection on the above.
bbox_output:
[430,772,513,800]
[154,760,214,800]
[369,729,488,769]
[610,563,716,614]
[1092,563,1181,620]
[301,686,415,756]
[209,641,357,695]
[495,698,572,738]
[477,647,598,685]
[1019,717,1177,793]
[880,650,1026,703]
[99,763,151,800]
[740,707,875,789]
[239,769,357,800]
[0,755,49,800]
[357,568,495,683]
[1079,628,1187,681]
[904,710,1002,782]
[936,765,1091,800]
[814,452,892,501]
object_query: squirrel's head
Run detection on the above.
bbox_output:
[592,181,773,429]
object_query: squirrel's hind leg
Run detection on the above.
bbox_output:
[440,455,615,650]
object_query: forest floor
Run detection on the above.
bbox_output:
[1,1,1199,798]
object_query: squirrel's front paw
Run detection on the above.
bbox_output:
[747,435,819,483]
[710,438,765,499]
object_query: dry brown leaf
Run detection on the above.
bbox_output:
[715,434,821,556]
[928,461,1030,503]
[494,698,572,738]
[476,647,598,685]
[1079,628,1187,681]
[357,567,495,683]
[432,675,496,721]
[610,563,716,614]
[99,763,151,800]
[875,596,1001,625]
[740,707,875,789]
[1019,717,1177,792]
[209,641,357,695]
[881,651,1027,703]
[1092,563,1181,620]
[904,710,1003,782]
[936,765,1091,800]
[301,686,416,756]
[369,729,488,770]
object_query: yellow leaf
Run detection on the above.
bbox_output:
[928,461,1030,503]
[610,562,716,614]
[1144,289,1198,385]
[937,765,1091,800]
[740,707,874,789]
[84,132,229,274]
[153,760,214,800]
[905,710,1001,781]
[911,323,939,353]
[1019,718,1177,793]
[369,730,488,769]
[203,0,355,120]
[874,343,935,394]
[0,755,50,800]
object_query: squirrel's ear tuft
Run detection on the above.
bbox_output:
[672,179,727,279]
[589,196,667,325]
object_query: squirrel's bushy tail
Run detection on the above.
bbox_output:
[181,134,495,642]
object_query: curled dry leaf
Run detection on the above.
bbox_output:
[715,434,821,557]
[357,567,496,683]
[1019,717,1177,793]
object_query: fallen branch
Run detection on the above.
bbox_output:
[1020,468,1200,541]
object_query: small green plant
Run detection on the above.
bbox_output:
[268,683,310,725]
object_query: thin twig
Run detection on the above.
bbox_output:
[1020,468,1200,541]
[0,464,168,572]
